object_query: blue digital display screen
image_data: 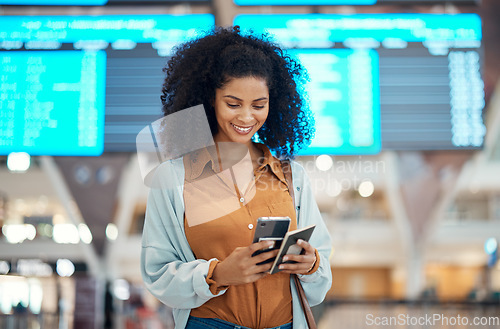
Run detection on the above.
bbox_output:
[0,0,107,4]
[235,0,376,5]
[234,14,482,43]
[292,49,381,155]
[235,14,485,153]
[0,14,215,155]
[0,51,106,156]
[0,14,214,44]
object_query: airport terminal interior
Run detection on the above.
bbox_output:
[1,0,500,328]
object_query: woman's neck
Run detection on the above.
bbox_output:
[214,141,263,172]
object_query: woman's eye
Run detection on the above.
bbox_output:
[254,105,265,109]
[227,104,239,108]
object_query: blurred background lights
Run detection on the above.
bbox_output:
[358,180,375,198]
[7,152,31,172]
[38,223,53,238]
[2,224,37,244]
[56,259,75,277]
[24,224,36,240]
[315,155,334,171]
[96,165,114,185]
[78,223,93,244]
[0,261,10,275]
[113,279,130,301]
[106,223,118,241]
[17,259,52,277]
[28,280,43,314]
[484,237,498,255]
[2,225,25,244]
[53,224,80,244]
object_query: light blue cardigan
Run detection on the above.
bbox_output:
[141,157,332,329]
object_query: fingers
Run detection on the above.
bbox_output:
[252,249,279,265]
[279,253,313,266]
[240,243,279,274]
[226,240,316,280]
[281,239,314,263]
[278,240,317,274]
[241,253,276,281]
[297,239,315,253]
[248,240,276,254]
[278,260,313,274]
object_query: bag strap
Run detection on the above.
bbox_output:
[293,273,318,329]
[281,160,318,329]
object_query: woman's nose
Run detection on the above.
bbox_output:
[236,106,254,123]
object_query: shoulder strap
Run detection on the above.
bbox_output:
[280,159,317,329]
[293,274,318,329]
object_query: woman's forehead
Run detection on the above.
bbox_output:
[217,76,269,98]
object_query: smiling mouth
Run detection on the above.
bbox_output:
[231,123,254,134]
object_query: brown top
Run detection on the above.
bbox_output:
[183,143,296,329]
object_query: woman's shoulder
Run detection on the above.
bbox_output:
[288,160,309,190]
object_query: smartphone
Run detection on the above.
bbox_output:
[252,217,290,262]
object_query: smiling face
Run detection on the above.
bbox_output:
[213,76,269,147]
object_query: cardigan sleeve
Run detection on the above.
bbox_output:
[291,161,333,307]
[140,161,227,310]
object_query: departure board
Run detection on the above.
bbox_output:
[235,14,485,152]
[0,14,213,44]
[0,14,484,154]
[235,0,376,5]
[290,49,381,155]
[234,0,477,5]
[235,14,482,44]
[0,0,211,5]
[0,0,107,4]
[0,14,215,154]
[0,51,106,156]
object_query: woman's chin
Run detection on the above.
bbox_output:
[227,137,253,146]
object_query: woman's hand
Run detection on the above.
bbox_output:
[277,239,317,275]
[212,240,280,286]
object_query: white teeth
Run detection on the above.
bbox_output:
[232,124,252,133]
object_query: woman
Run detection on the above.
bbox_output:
[141,26,332,329]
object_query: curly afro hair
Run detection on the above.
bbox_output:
[160,25,314,159]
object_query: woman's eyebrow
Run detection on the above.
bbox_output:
[223,95,269,101]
